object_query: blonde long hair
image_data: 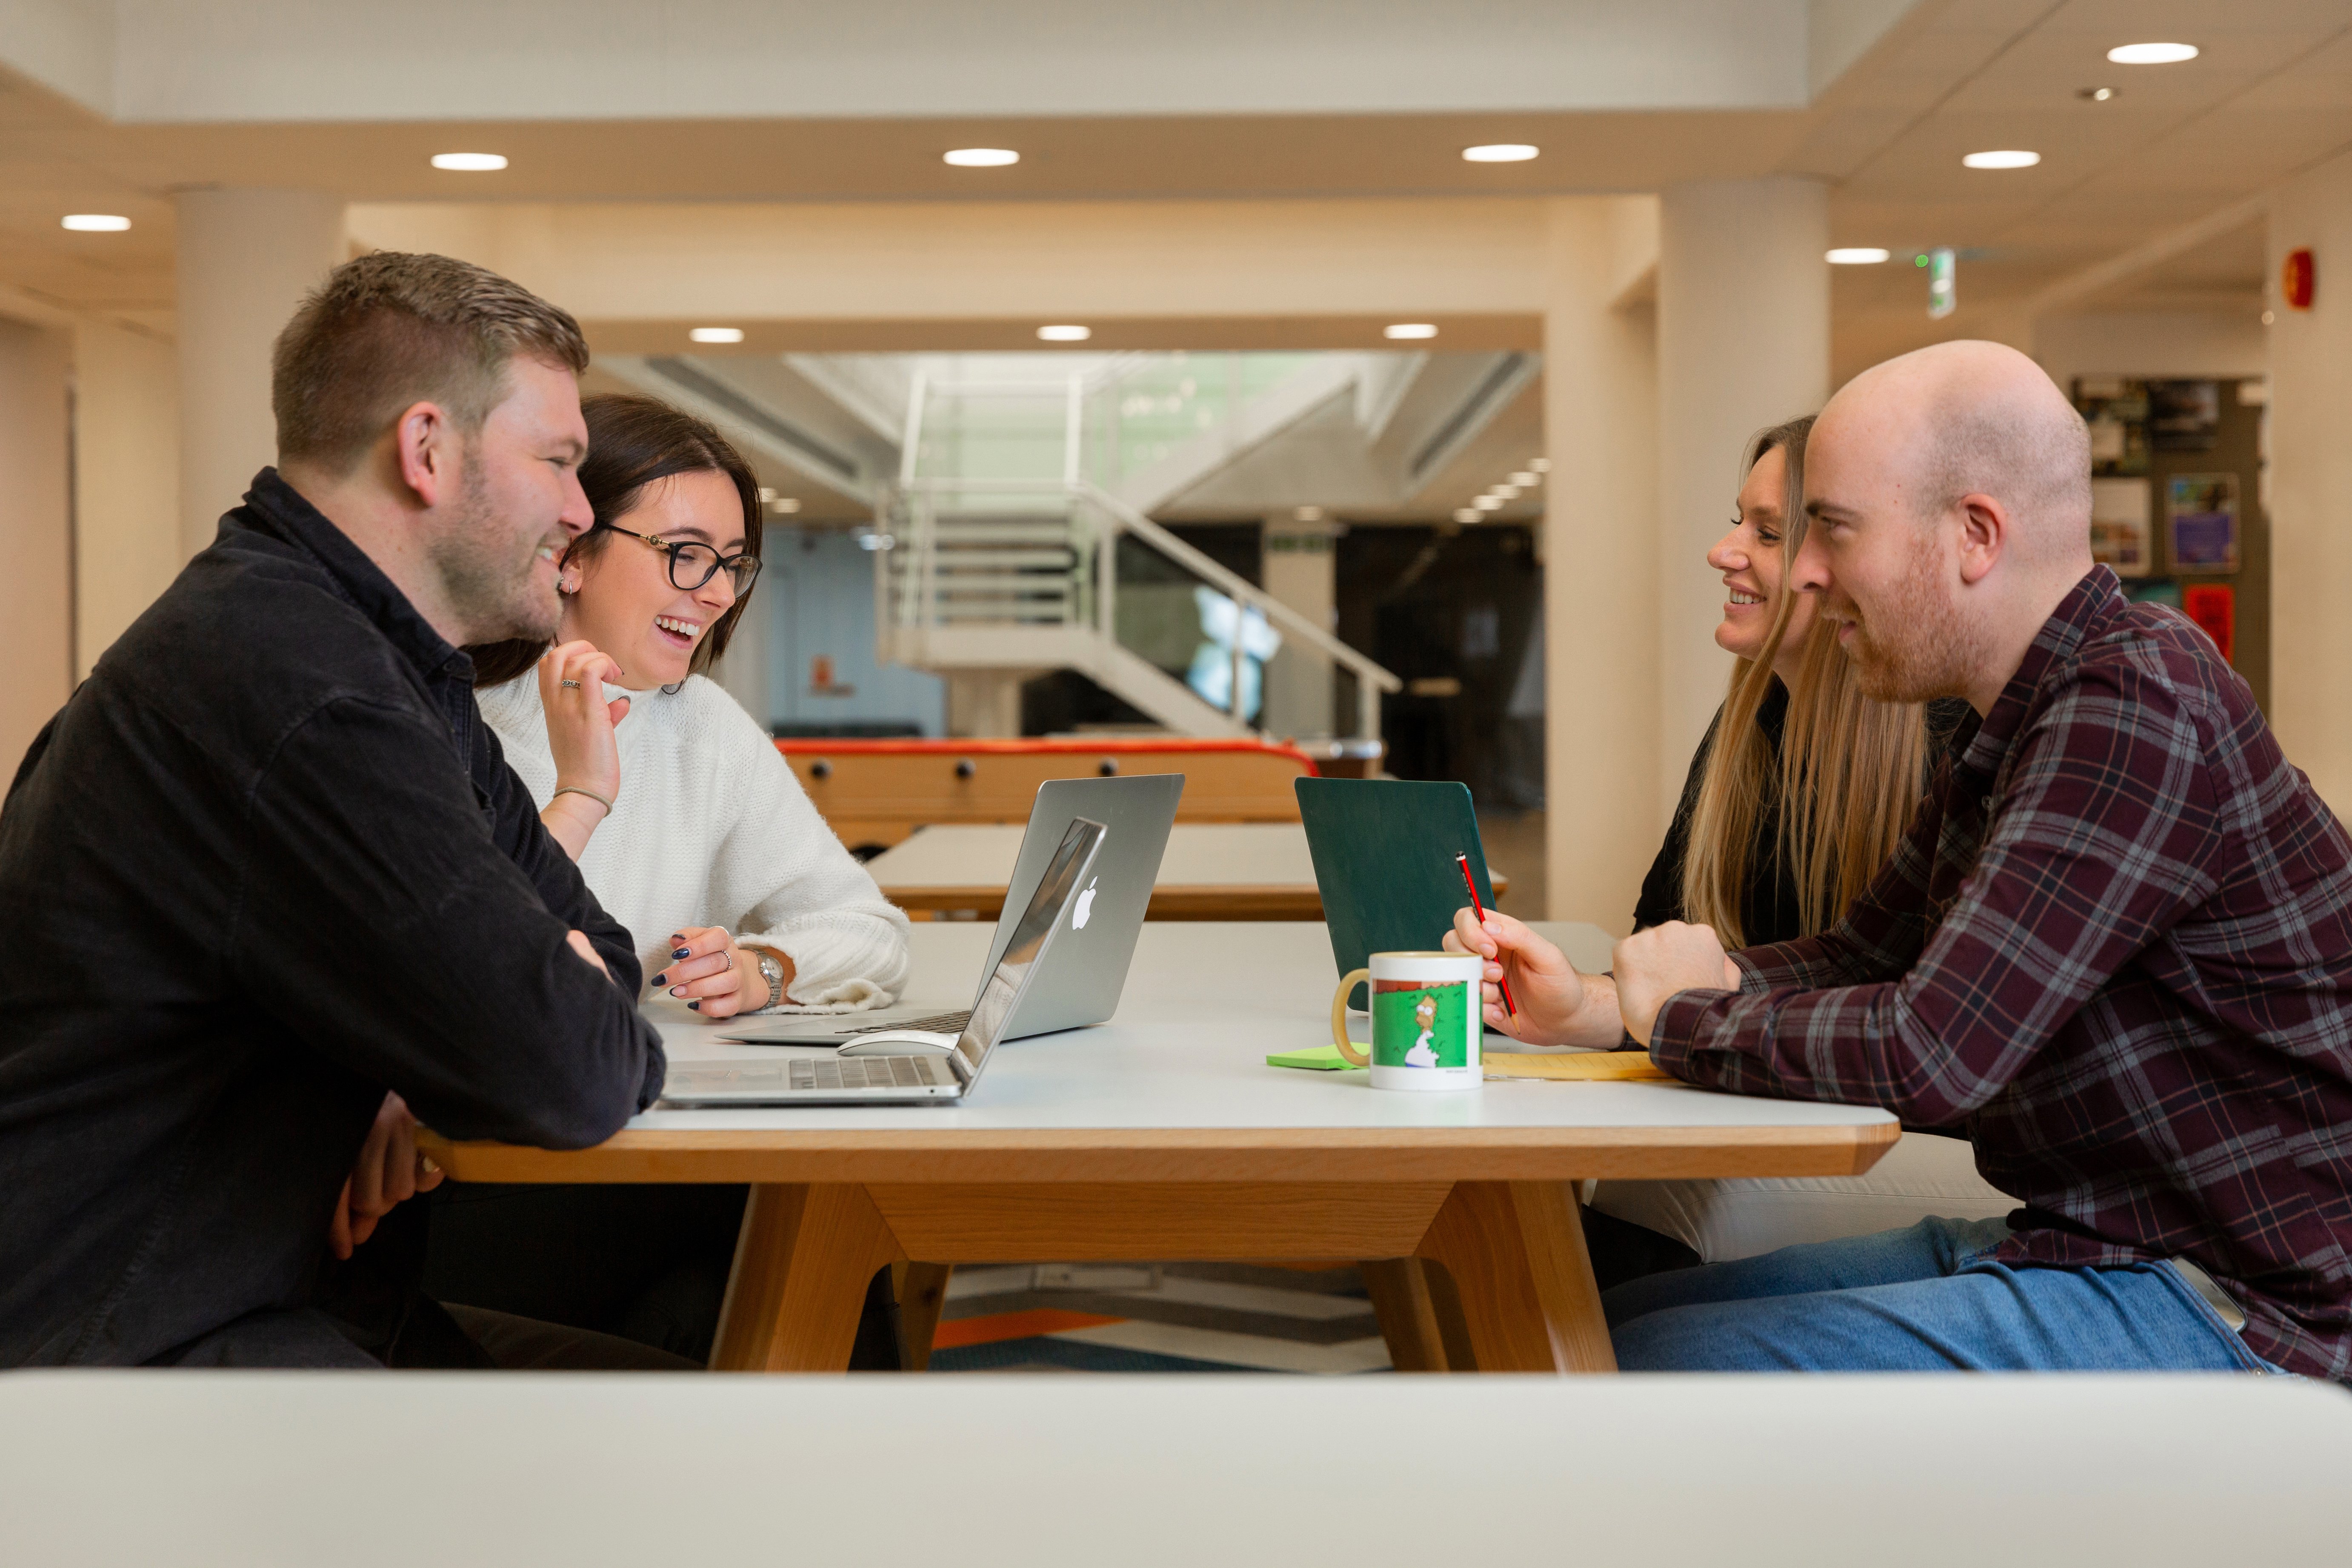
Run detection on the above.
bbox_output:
[1680,417,1932,947]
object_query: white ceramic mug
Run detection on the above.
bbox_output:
[1329,950,1483,1092]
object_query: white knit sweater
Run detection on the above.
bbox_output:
[478,674,909,1011]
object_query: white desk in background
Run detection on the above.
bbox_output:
[422,922,1889,1374]
[863,820,1507,920]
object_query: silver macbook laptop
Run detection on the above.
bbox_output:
[720,773,1183,1047]
[661,817,1106,1106]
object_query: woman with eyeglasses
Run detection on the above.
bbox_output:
[469,392,909,1020]
[437,394,909,1365]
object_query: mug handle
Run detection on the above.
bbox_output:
[1329,968,1371,1067]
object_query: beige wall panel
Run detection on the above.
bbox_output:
[2267,149,2352,816]
[74,320,180,678]
[346,199,1553,324]
[0,319,73,781]
[1543,196,1662,933]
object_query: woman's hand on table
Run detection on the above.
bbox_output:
[653,927,794,1020]
[537,640,628,860]
[1445,907,1597,1045]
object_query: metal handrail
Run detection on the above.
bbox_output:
[885,371,1402,739]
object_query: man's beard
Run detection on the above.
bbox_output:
[1825,540,1979,703]
[427,453,565,646]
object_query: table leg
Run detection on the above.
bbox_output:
[896,1262,955,1371]
[1415,1181,1616,1374]
[709,1183,905,1372]
[1360,1259,1448,1371]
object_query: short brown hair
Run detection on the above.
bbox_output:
[271,250,590,474]
[468,393,767,688]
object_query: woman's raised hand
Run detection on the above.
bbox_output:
[536,641,628,859]
[1443,905,1590,1046]
[539,640,629,804]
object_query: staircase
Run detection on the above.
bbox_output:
[874,367,1400,742]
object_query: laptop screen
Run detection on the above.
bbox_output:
[955,815,1107,1079]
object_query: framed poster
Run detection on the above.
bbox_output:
[2073,377,2149,477]
[2166,473,2240,575]
[2089,477,2152,577]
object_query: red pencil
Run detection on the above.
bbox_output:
[1456,851,1517,1019]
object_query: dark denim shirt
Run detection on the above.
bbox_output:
[0,469,663,1367]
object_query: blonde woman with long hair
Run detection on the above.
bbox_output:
[1450,415,2013,1286]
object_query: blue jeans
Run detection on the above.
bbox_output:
[1604,1216,2273,1373]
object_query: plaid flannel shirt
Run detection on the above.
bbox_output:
[1651,568,2352,1381]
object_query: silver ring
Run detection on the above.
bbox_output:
[559,679,582,689]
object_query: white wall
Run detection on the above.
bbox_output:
[0,317,73,779]
[2034,312,2268,395]
[2266,149,2352,816]
[74,319,180,677]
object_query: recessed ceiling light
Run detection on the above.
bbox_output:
[1463,143,1539,163]
[689,327,745,344]
[1037,324,1091,342]
[1527,458,1550,474]
[1826,247,1892,265]
[1962,149,2041,170]
[1509,471,1538,487]
[1383,323,1439,340]
[769,497,802,514]
[2108,42,2198,65]
[60,214,131,231]
[2078,86,2117,101]
[430,152,508,171]
[1452,508,1482,524]
[944,148,1019,167]
[1493,485,1521,501]
[1474,495,1506,511]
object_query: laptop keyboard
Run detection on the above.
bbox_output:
[843,1010,972,1037]
[789,1054,948,1091]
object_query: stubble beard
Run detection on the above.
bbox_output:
[1828,539,1978,704]
[428,448,566,646]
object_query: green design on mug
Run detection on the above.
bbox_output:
[1372,982,1469,1069]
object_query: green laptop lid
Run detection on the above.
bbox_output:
[1294,777,1497,1005]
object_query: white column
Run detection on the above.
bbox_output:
[1260,510,1340,739]
[1654,177,1829,822]
[74,320,180,677]
[1541,196,1662,932]
[2266,146,2352,814]
[0,317,72,777]
[175,189,346,559]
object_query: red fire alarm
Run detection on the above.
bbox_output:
[2283,248,2316,311]
[2183,584,2236,664]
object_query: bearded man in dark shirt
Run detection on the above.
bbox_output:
[0,252,672,1369]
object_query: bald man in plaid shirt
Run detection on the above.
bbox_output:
[1459,341,2352,1378]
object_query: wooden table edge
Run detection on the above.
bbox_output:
[417,1119,1899,1184]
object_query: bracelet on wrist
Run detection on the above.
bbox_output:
[552,783,614,812]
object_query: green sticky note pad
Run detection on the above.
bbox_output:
[1267,1044,1358,1072]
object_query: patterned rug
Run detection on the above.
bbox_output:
[926,1262,1392,1374]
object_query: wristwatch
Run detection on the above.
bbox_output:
[753,948,787,1011]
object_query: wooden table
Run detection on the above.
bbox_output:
[864,821,1505,920]
[422,923,1894,1375]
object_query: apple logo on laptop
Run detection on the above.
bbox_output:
[1071,877,1098,929]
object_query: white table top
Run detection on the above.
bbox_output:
[865,820,1326,890]
[643,921,1890,1141]
[9,1371,2348,1566]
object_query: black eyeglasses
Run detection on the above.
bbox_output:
[590,523,762,596]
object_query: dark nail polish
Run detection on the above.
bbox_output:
[672,947,692,960]
[688,1000,701,1011]
[652,972,667,986]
